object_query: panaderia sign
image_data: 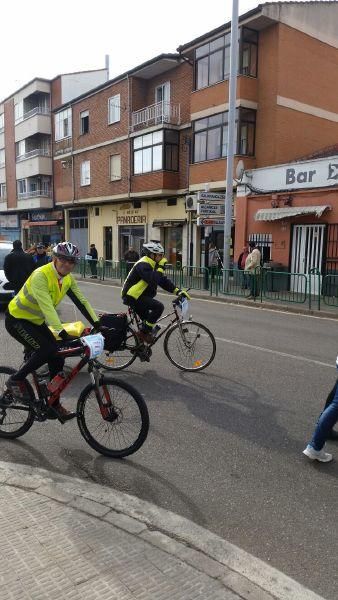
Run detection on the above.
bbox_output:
[244,155,338,192]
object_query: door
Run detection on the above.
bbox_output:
[104,226,112,260]
[291,224,325,295]
[155,81,170,122]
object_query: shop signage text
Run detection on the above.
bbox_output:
[197,191,226,201]
[197,217,225,226]
[244,156,338,192]
[117,215,146,225]
[197,203,225,216]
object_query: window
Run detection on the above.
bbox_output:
[80,161,90,186]
[0,148,5,168]
[195,27,258,90]
[17,179,27,196]
[0,113,4,133]
[69,208,88,229]
[240,28,258,77]
[108,94,120,124]
[0,183,6,199]
[14,102,23,123]
[133,130,179,174]
[55,108,72,141]
[15,140,25,159]
[193,108,256,162]
[80,110,89,135]
[110,154,121,181]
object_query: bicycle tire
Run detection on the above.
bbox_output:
[94,326,138,371]
[164,320,216,372]
[0,367,35,438]
[76,377,149,458]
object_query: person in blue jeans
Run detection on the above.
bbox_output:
[303,358,338,462]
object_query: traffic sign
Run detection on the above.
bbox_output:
[197,191,226,202]
[197,203,225,216]
[197,217,225,226]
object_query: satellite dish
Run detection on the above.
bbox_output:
[235,159,245,181]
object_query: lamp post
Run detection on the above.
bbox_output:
[223,0,239,285]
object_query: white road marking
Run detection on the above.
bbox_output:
[63,299,335,369]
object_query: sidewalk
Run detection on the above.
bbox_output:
[0,462,326,600]
[75,275,338,320]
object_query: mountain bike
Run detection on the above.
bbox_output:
[0,333,149,458]
[95,297,216,372]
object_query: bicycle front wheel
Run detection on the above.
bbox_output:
[77,378,149,458]
[0,367,35,439]
[164,321,216,371]
[94,327,138,371]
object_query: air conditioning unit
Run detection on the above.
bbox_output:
[185,194,198,211]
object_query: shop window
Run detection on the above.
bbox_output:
[195,27,258,90]
[80,110,89,135]
[193,108,255,162]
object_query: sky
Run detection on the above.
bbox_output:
[1,0,291,101]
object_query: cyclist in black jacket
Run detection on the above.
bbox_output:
[122,241,190,343]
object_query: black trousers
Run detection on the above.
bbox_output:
[5,313,64,380]
[124,297,164,330]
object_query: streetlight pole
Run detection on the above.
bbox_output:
[223,0,239,281]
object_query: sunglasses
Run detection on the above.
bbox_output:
[57,256,77,265]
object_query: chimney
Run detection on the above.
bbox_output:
[105,55,110,79]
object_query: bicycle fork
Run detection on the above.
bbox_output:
[89,364,118,422]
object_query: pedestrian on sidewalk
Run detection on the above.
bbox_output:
[303,360,338,463]
[3,240,36,294]
[244,241,261,298]
[33,243,51,267]
[124,246,139,274]
[88,243,98,278]
[237,244,249,289]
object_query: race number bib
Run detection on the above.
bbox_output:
[81,333,104,359]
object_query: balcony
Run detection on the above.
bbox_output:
[15,108,51,142]
[17,189,53,211]
[131,101,180,131]
[16,148,51,162]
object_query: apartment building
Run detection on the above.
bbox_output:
[0,68,108,245]
[53,54,192,264]
[178,1,338,268]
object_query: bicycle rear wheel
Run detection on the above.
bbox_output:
[94,327,138,371]
[164,321,216,371]
[0,367,35,438]
[77,378,149,458]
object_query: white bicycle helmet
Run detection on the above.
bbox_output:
[53,241,80,260]
[143,241,164,255]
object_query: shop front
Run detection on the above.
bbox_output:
[116,210,146,260]
[0,214,21,242]
[152,219,184,265]
[22,210,64,248]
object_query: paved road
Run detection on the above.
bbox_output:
[0,282,337,599]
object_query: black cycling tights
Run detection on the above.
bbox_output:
[126,297,164,330]
[5,313,64,380]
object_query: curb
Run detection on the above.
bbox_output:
[75,275,338,320]
[0,461,326,600]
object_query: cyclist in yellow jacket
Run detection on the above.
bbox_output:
[122,241,190,343]
[5,242,100,420]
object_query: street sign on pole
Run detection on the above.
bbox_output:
[197,203,225,216]
[197,191,226,202]
[197,217,225,226]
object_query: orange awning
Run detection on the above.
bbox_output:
[27,220,58,227]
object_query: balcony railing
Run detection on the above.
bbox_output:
[15,106,50,124]
[16,148,51,162]
[17,190,52,200]
[131,101,181,130]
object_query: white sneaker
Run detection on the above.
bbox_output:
[303,444,332,463]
